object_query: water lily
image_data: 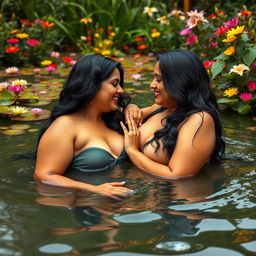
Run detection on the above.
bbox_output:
[224,87,239,97]
[41,60,52,66]
[239,92,252,101]
[11,79,28,86]
[32,108,42,115]
[247,81,256,90]
[5,67,19,74]
[9,106,28,115]
[0,82,9,92]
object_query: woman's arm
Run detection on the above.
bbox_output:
[121,112,216,179]
[34,116,132,199]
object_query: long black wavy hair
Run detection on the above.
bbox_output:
[38,54,130,143]
[143,49,225,163]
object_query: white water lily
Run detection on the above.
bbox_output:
[229,64,250,76]
[9,106,28,115]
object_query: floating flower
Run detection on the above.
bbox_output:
[5,46,20,53]
[222,35,237,43]
[224,45,235,55]
[137,44,147,50]
[41,60,52,66]
[223,17,239,27]
[179,28,191,35]
[6,38,19,44]
[45,66,56,72]
[0,82,9,92]
[224,87,239,97]
[229,64,250,76]
[26,39,39,46]
[151,31,161,38]
[203,60,215,68]
[62,56,73,63]
[42,21,54,28]
[50,51,60,57]
[101,50,111,56]
[186,33,197,45]
[80,17,92,24]
[5,67,19,74]
[239,92,252,101]
[9,106,28,115]
[11,79,28,86]
[247,81,256,90]
[227,25,245,37]
[132,74,142,80]
[15,33,29,39]
[143,7,158,17]
[32,108,42,115]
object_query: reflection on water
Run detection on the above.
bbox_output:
[0,59,256,255]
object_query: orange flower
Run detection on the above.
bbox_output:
[42,21,54,28]
[224,46,235,55]
[137,44,147,50]
[5,46,20,53]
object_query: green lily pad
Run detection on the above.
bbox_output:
[23,100,52,106]
[10,124,31,130]
[2,129,26,135]
[10,109,51,121]
[27,128,39,132]
[217,98,239,104]
[0,91,16,106]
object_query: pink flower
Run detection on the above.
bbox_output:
[239,92,252,101]
[247,81,256,91]
[33,68,41,73]
[27,39,39,46]
[32,108,42,114]
[34,19,43,24]
[179,28,192,35]
[8,85,26,92]
[210,42,218,47]
[250,63,256,69]
[50,51,60,57]
[186,17,199,29]
[186,33,197,44]
[45,66,56,72]
[223,17,239,28]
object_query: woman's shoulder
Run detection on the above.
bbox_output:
[184,111,214,129]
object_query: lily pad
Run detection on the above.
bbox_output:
[27,128,39,132]
[10,124,31,130]
[23,100,52,106]
[2,129,25,135]
[10,109,51,121]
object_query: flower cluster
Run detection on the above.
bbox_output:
[178,6,256,114]
[0,15,58,66]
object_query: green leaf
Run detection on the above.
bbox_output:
[242,48,256,66]
[214,53,228,60]
[238,104,252,115]
[217,98,239,104]
[0,91,16,106]
[241,33,249,42]
[212,60,225,79]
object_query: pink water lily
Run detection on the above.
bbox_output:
[186,33,197,44]
[239,92,252,101]
[247,81,256,91]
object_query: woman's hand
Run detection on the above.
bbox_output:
[93,181,133,200]
[120,116,140,153]
[124,104,143,126]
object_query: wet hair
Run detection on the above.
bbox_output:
[143,49,225,163]
[38,54,130,143]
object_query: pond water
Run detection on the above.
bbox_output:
[0,57,256,256]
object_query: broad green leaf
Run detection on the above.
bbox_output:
[217,98,239,104]
[212,60,225,79]
[238,104,252,115]
[242,48,256,66]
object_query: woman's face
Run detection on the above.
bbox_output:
[93,68,123,112]
[150,61,177,108]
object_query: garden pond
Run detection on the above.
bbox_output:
[0,56,256,256]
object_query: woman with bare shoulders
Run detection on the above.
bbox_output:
[121,49,225,178]
[34,54,133,199]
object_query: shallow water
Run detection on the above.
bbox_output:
[0,57,256,255]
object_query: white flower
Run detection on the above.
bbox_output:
[229,64,250,76]
[0,82,9,91]
[143,7,158,17]
[9,106,28,115]
[5,67,19,74]
[11,79,28,86]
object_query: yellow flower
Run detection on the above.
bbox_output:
[110,32,116,37]
[80,17,92,24]
[11,79,28,86]
[224,87,239,97]
[224,46,235,55]
[98,42,103,48]
[222,35,237,42]
[157,16,168,25]
[101,50,111,56]
[93,48,100,53]
[9,106,28,115]
[103,39,112,45]
[227,25,244,37]
[94,33,100,38]
[143,7,158,17]
[41,60,52,66]
[151,31,161,38]
[229,64,250,76]
[15,33,29,39]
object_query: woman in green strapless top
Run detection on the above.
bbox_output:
[34,55,134,200]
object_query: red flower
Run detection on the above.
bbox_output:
[137,44,147,50]
[27,39,39,46]
[42,21,54,28]
[20,20,33,26]
[203,60,215,68]
[7,38,19,44]
[87,30,93,34]
[99,28,104,32]
[22,52,29,56]
[209,14,217,19]
[214,26,229,34]
[133,53,141,58]
[135,37,143,41]
[123,46,129,50]
[5,46,20,53]
[62,56,73,63]
[86,36,92,41]
[49,64,58,68]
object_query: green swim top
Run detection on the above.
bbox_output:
[68,147,127,172]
